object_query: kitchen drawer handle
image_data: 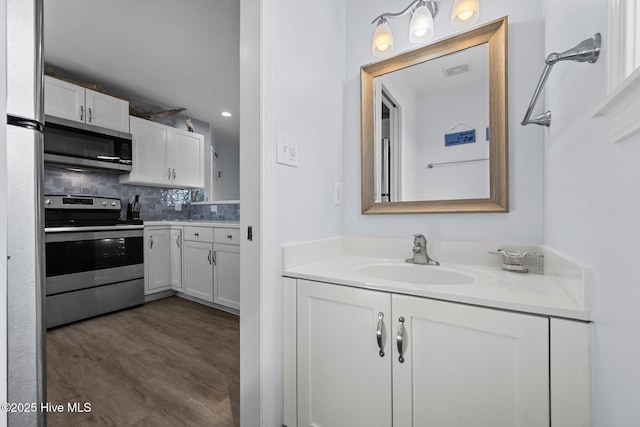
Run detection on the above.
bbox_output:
[80,106,84,121]
[208,250,212,265]
[176,234,180,248]
[376,312,385,357]
[227,234,233,239]
[149,235,154,249]
[397,316,405,363]
[194,233,199,237]
[88,107,92,123]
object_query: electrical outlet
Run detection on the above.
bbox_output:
[277,132,298,167]
[175,202,182,211]
[210,205,218,213]
[334,182,343,205]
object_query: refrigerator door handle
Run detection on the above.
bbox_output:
[6,115,44,133]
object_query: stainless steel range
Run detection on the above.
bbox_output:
[44,195,144,328]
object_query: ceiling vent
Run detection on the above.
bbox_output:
[442,61,471,77]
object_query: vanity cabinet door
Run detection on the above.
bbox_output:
[392,295,549,427]
[296,280,392,427]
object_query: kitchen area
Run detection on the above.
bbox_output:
[38,1,242,425]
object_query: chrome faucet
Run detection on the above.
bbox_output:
[406,234,439,266]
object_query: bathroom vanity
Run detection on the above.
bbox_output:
[282,237,591,427]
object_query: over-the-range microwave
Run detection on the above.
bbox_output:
[43,115,133,173]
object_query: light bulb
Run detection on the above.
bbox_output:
[409,4,434,44]
[413,28,428,37]
[451,0,479,29]
[457,10,474,21]
[372,19,394,57]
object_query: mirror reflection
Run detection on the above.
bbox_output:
[375,44,489,202]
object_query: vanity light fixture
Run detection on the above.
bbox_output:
[371,0,480,57]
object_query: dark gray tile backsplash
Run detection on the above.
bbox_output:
[44,166,240,222]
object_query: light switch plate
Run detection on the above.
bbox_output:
[277,132,298,167]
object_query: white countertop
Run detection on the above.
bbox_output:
[282,237,591,321]
[144,220,240,228]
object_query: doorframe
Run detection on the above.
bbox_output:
[239,0,276,424]
[1,0,9,423]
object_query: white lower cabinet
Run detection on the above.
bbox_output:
[144,228,172,294]
[170,228,182,291]
[183,240,214,302]
[289,279,551,427]
[213,243,240,310]
[144,224,239,310]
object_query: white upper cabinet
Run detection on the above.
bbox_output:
[120,116,204,189]
[44,76,130,132]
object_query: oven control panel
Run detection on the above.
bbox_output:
[44,195,121,210]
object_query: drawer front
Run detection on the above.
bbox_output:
[183,226,214,243]
[214,228,240,245]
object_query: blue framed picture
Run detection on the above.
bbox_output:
[445,129,476,146]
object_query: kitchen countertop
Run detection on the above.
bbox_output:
[144,220,240,228]
[282,236,591,321]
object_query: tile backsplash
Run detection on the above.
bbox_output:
[44,166,240,222]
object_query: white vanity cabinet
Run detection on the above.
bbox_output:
[44,76,130,132]
[286,279,553,427]
[144,227,172,294]
[120,116,204,189]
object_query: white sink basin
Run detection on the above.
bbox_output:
[358,263,474,285]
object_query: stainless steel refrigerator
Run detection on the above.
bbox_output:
[4,0,46,425]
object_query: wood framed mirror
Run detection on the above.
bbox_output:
[361,16,508,214]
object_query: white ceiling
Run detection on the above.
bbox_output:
[44,0,240,146]
[382,43,489,96]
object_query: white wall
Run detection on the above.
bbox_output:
[219,142,240,199]
[416,79,489,200]
[543,0,640,424]
[345,0,545,242]
[268,0,346,422]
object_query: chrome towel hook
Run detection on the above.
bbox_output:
[521,33,601,127]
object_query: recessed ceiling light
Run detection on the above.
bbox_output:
[221,111,232,118]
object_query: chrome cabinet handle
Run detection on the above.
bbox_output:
[176,234,180,248]
[172,168,176,179]
[376,312,385,357]
[168,168,172,179]
[88,107,92,123]
[80,106,84,121]
[208,250,212,265]
[397,316,405,363]
[149,235,153,249]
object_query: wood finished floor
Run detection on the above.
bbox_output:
[46,296,239,427]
